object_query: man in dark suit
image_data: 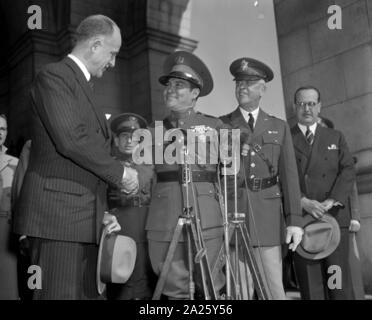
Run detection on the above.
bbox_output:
[13,15,138,300]
[291,86,355,299]
[219,58,304,299]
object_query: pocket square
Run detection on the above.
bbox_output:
[327,144,338,150]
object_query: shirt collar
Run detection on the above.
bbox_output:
[298,122,317,136]
[0,145,8,155]
[67,54,91,81]
[239,106,260,123]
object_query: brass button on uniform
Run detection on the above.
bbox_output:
[251,163,256,168]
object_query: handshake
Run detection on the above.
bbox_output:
[121,166,139,195]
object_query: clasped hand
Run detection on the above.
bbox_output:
[286,226,304,251]
[301,197,342,219]
[121,166,139,195]
[102,212,121,234]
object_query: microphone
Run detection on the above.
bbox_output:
[240,130,251,157]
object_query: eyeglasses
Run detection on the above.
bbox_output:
[295,101,319,108]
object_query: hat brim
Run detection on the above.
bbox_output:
[96,227,108,295]
[96,227,137,295]
[230,57,274,82]
[296,214,341,260]
[110,113,148,134]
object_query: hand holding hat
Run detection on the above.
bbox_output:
[321,198,344,211]
[96,225,137,295]
[301,197,327,219]
[102,211,121,234]
[286,226,304,251]
[349,219,361,233]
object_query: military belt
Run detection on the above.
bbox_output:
[157,170,217,183]
[121,195,149,208]
[246,175,279,192]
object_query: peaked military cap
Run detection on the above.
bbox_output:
[230,57,274,82]
[159,50,213,97]
[110,112,148,135]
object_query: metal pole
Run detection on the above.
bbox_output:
[223,161,231,299]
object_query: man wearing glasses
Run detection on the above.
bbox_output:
[220,57,304,299]
[290,86,355,299]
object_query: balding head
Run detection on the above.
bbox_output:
[74,15,118,45]
[72,15,122,78]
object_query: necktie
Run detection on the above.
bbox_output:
[305,127,314,145]
[248,113,254,131]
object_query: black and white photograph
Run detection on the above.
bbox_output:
[0,0,371,312]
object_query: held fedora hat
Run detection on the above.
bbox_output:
[96,226,137,295]
[296,213,341,260]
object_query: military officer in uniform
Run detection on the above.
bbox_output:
[106,113,156,300]
[146,51,226,299]
[220,58,304,299]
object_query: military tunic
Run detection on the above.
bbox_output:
[220,108,303,247]
[146,109,226,299]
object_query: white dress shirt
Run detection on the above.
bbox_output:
[298,122,317,138]
[239,107,260,128]
[67,54,91,81]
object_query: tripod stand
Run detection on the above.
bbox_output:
[152,151,217,300]
[214,160,269,300]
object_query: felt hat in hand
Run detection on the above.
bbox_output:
[96,226,137,294]
[296,213,341,260]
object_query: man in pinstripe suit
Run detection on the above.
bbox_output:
[13,15,138,300]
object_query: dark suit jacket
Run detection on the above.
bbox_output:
[290,124,355,227]
[13,57,124,244]
[220,108,303,246]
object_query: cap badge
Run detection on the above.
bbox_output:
[175,56,185,64]
[240,59,249,71]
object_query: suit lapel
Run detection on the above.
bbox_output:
[230,107,251,131]
[292,125,311,158]
[252,109,270,138]
[64,58,109,138]
[0,155,10,172]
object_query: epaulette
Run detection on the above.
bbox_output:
[196,111,217,119]
[268,114,285,123]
